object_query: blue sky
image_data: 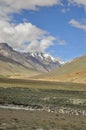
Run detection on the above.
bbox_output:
[0,0,86,61]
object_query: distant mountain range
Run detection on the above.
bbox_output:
[0,43,61,78]
[37,55,86,83]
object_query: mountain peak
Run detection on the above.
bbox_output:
[29,52,64,64]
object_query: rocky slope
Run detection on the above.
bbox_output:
[24,52,61,72]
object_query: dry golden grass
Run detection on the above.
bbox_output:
[0,61,41,79]
[36,55,86,83]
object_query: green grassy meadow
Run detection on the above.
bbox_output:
[0,78,86,108]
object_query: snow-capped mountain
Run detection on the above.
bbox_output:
[0,43,62,72]
[29,52,56,62]
[29,52,64,65]
[24,52,61,71]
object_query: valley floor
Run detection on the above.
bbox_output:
[0,78,86,130]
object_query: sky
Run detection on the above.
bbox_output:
[0,0,86,61]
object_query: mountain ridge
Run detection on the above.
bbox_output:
[0,43,61,72]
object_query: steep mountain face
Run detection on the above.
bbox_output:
[0,43,61,73]
[24,52,61,72]
[37,55,86,83]
[0,43,33,69]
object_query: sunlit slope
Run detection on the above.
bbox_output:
[0,60,40,79]
[38,55,86,83]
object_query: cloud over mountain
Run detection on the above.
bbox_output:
[1,0,85,54]
[0,20,56,52]
[0,0,64,52]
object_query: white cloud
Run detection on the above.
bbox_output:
[0,20,66,52]
[0,20,56,52]
[68,0,86,9]
[0,0,61,20]
[26,36,56,52]
[0,0,66,52]
[69,19,86,31]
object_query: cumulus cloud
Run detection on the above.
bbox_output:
[68,0,86,9]
[0,20,56,52]
[25,36,56,52]
[0,0,62,52]
[69,19,86,31]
